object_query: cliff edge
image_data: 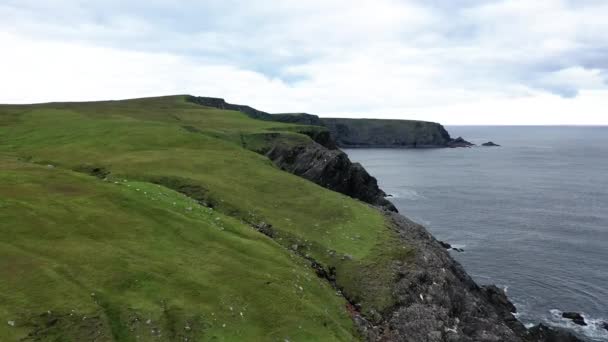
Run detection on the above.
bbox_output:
[190,97,467,148]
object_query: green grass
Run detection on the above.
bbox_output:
[0,96,413,340]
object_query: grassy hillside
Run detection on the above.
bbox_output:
[0,96,412,341]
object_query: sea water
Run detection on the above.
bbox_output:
[345,126,608,341]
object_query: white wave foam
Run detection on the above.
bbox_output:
[387,188,424,200]
[547,309,608,341]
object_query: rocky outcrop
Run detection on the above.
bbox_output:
[266,141,397,212]
[448,137,475,148]
[370,212,524,341]
[366,213,582,342]
[482,141,501,147]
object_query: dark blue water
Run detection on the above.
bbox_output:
[345,126,608,341]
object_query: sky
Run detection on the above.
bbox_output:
[1,0,608,125]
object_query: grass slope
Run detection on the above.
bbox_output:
[0,96,412,341]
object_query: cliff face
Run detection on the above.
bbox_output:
[322,118,453,148]
[266,141,397,212]
[187,98,457,148]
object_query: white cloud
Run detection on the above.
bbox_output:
[1,0,608,125]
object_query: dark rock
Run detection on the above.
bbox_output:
[252,222,275,238]
[602,321,608,331]
[438,241,452,249]
[266,142,397,212]
[482,141,501,147]
[452,247,465,252]
[482,285,517,314]
[448,137,475,148]
[525,324,583,342]
[562,312,587,326]
[379,212,527,341]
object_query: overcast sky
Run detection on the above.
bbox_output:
[1,0,607,124]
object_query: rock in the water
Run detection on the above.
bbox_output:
[562,312,587,326]
[602,321,608,331]
[482,141,501,147]
[452,247,465,252]
[438,241,452,249]
[448,137,475,148]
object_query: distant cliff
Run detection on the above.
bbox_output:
[188,97,462,148]
[322,118,452,148]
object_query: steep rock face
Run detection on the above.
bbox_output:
[370,213,581,342]
[266,141,397,212]
[373,213,524,341]
[322,118,453,148]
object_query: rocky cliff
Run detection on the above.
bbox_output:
[321,118,453,148]
[266,141,397,212]
[187,97,461,148]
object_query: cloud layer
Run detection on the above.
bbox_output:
[1,0,608,124]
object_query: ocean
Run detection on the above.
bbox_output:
[344,126,608,342]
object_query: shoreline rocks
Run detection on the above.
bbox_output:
[526,324,582,342]
[482,141,501,147]
[438,241,452,249]
[448,137,475,148]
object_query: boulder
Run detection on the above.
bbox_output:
[438,241,452,249]
[448,137,475,148]
[562,312,587,326]
[482,141,501,147]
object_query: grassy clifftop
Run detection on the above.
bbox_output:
[0,96,411,341]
